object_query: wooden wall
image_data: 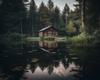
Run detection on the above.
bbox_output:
[39,27,58,37]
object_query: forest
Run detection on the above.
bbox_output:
[0,0,100,44]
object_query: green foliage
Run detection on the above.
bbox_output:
[54,6,60,28]
[0,0,27,34]
[61,3,70,24]
[0,33,27,41]
[26,37,40,41]
[66,20,76,36]
[69,33,94,44]
[75,0,100,34]
[93,30,100,44]
[0,0,100,42]
[28,0,40,36]
[47,0,54,11]
[39,2,52,27]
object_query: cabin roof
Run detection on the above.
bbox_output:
[38,26,58,32]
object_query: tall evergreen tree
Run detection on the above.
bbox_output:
[0,0,11,34]
[39,2,51,27]
[54,6,60,28]
[0,0,27,34]
[47,0,54,25]
[75,0,100,33]
[28,0,37,36]
[47,0,54,12]
[61,3,70,28]
[66,20,76,36]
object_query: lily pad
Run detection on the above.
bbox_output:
[31,58,39,62]
[71,57,78,59]
[11,67,23,71]
[18,66,23,69]
[51,52,56,54]
[28,51,33,53]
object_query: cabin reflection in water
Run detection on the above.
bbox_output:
[39,41,58,53]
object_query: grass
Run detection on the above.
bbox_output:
[26,37,40,41]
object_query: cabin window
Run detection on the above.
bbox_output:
[48,32,51,36]
[53,32,57,36]
[48,43,51,48]
[44,32,46,35]
[53,43,57,47]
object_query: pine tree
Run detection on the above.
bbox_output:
[28,0,37,36]
[61,3,70,27]
[0,0,27,34]
[39,2,51,27]
[54,6,60,28]
[47,0,54,25]
[0,0,11,34]
[47,0,54,12]
[66,20,76,36]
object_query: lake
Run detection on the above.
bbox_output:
[0,41,100,80]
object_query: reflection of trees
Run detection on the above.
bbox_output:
[61,58,69,69]
[0,41,72,79]
[38,62,47,71]
[30,63,38,73]
[68,46,100,80]
[53,62,60,68]
[47,65,54,75]
[27,41,69,75]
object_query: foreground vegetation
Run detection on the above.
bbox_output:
[26,30,100,46]
[1,31,100,46]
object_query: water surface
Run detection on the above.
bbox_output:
[0,41,100,80]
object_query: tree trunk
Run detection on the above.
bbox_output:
[66,16,67,28]
[54,19,56,28]
[99,14,100,29]
[81,0,85,28]
[20,19,23,35]
[32,14,34,36]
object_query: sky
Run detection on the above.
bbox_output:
[34,0,78,11]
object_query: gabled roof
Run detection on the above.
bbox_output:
[38,26,58,32]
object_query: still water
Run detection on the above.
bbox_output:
[0,41,100,80]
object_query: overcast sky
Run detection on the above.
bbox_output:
[34,0,78,11]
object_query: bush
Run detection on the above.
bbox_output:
[93,30,100,44]
[8,33,22,40]
[69,33,94,44]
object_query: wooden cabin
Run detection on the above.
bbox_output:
[38,26,58,37]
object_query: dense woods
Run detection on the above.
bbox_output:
[0,0,100,43]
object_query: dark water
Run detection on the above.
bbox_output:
[0,41,100,80]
